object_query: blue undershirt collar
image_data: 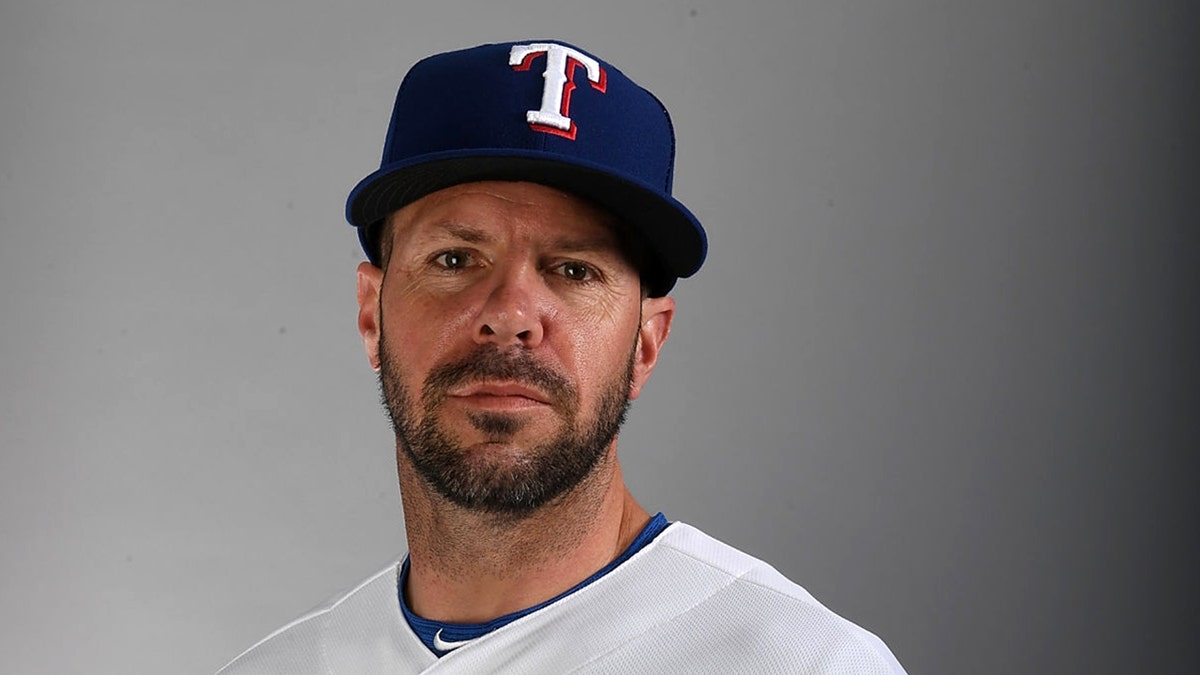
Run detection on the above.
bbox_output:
[399,512,670,657]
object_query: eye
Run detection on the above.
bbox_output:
[433,250,472,270]
[556,261,594,282]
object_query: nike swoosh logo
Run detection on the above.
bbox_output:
[433,628,474,652]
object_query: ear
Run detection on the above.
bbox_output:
[628,295,675,400]
[356,261,385,371]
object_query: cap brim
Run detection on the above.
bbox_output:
[346,149,706,297]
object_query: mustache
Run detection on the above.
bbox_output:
[421,346,577,410]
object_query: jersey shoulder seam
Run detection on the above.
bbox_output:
[658,523,816,603]
[214,559,401,673]
[565,556,751,673]
[654,525,901,668]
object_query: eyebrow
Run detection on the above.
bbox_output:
[416,222,619,255]
[435,223,491,244]
[548,235,620,254]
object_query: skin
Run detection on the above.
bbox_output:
[355,181,675,623]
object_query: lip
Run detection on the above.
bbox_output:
[447,382,553,406]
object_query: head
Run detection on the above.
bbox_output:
[355,181,674,516]
[345,40,707,297]
[345,40,706,518]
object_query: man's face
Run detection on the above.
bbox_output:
[356,181,674,516]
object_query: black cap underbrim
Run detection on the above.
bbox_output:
[346,153,706,297]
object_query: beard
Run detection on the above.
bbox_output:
[378,330,634,517]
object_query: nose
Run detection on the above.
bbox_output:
[472,264,545,349]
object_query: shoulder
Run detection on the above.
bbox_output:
[215,561,416,675]
[652,522,824,603]
[637,522,907,674]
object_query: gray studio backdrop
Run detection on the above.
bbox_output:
[1,1,1196,674]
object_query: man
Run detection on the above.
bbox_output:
[218,40,905,674]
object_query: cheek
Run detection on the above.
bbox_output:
[382,278,477,360]
[555,300,639,391]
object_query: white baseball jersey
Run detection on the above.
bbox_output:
[217,522,905,674]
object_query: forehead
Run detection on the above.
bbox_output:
[388,181,622,245]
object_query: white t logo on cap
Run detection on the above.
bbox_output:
[509,43,607,140]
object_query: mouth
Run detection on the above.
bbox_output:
[446,382,554,409]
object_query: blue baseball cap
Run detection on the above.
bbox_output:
[345,40,706,297]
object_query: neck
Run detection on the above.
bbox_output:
[397,444,650,623]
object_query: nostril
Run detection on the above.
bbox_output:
[481,325,496,336]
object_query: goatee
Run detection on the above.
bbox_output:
[378,332,634,517]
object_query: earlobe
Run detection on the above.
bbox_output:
[356,261,385,371]
[629,295,675,400]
